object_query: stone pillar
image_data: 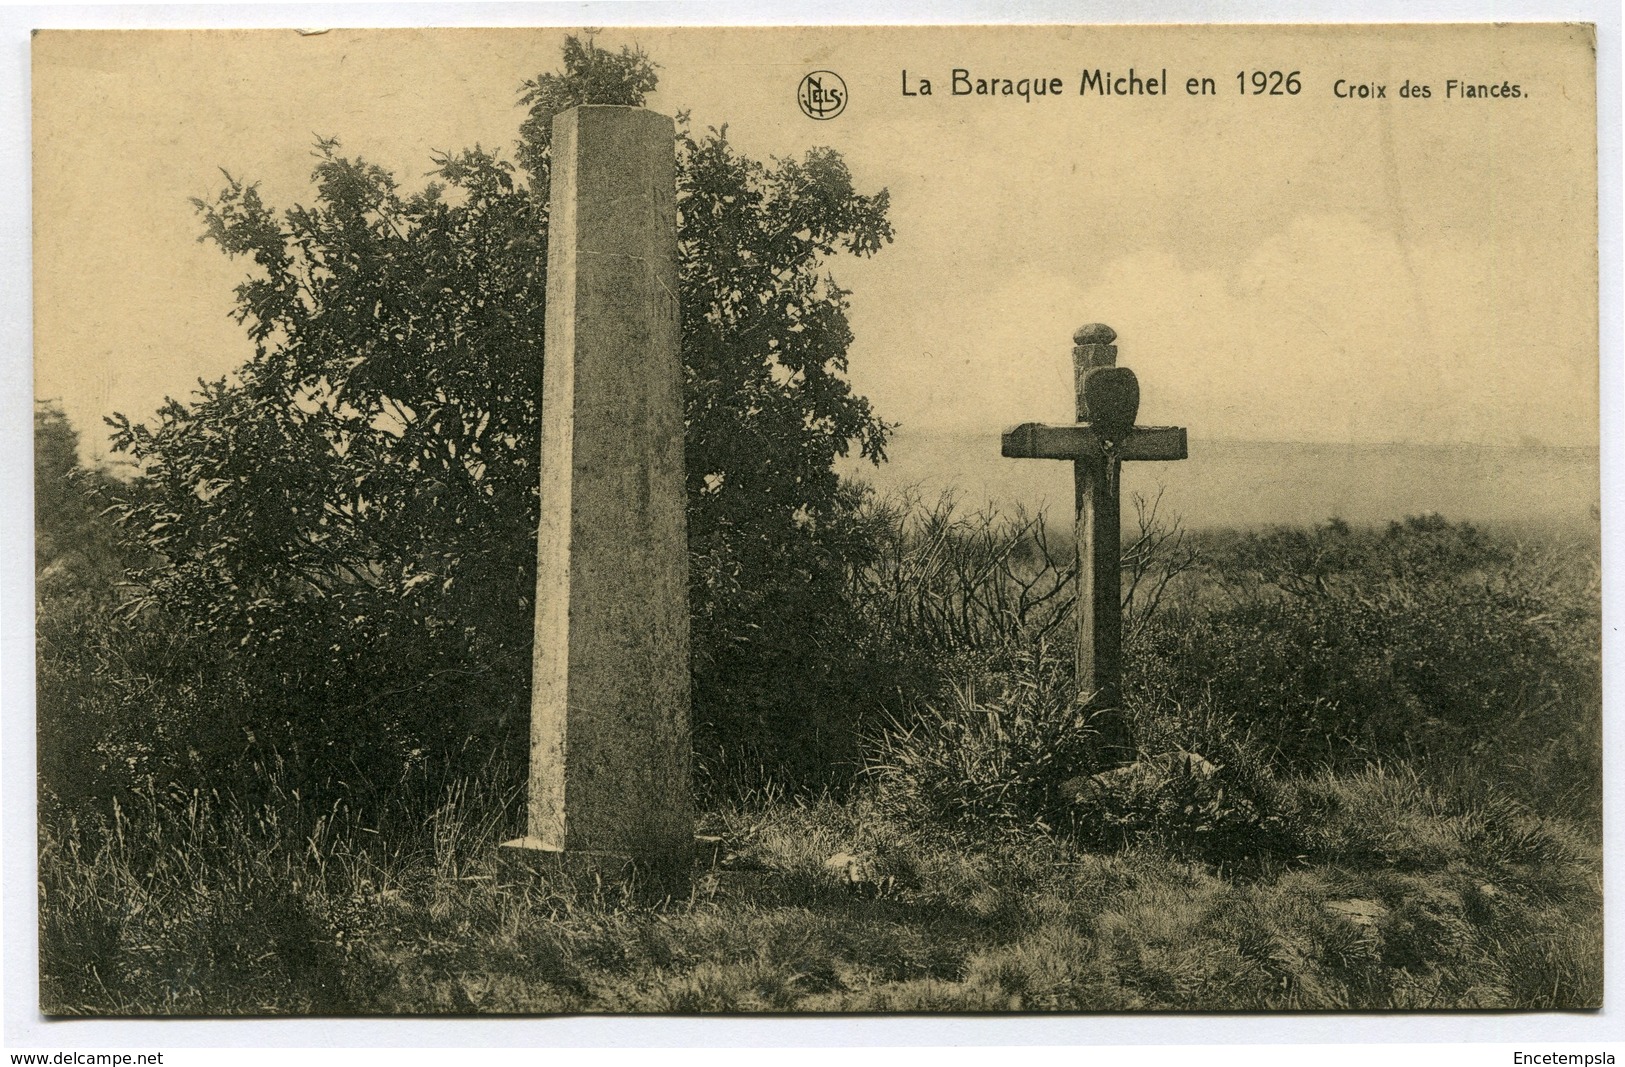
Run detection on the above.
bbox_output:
[503,105,692,892]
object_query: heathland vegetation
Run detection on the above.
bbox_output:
[35,37,1601,1013]
[39,405,1602,1011]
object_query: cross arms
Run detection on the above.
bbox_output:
[1002,423,1188,463]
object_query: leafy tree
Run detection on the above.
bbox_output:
[105,36,893,797]
[675,119,893,787]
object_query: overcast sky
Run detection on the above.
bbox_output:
[33,24,1598,458]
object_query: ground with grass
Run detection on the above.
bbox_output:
[40,762,1599,1014]
[38,502,1602,1014]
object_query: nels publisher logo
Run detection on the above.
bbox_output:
[798,70,847,119]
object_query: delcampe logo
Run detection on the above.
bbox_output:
[797,70,847,119]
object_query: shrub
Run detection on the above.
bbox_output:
[34,401,168,816]
[1064,749,1294,864]
[1130,516,1597,773]
[858,508,1594,861]
[1078,688,1302,863]
[73,37,894,807]
[865,646,1104,838]
[864,659,1301,863]
[849,490,1196,690]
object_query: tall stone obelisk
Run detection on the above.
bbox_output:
[502,105,693,892]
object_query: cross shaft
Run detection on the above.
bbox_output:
[1000,323,1188,764]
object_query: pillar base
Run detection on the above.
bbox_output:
[498,836,692,899]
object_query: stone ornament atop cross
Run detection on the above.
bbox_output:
[1002,323,1188,763]
[1002,324,1187,469]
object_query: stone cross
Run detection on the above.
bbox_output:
[501,106,693,892]
[1001,324,1187,761]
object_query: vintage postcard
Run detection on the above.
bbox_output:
[30,23,1601,1024]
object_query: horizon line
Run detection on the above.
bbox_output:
[880,428,1601,452]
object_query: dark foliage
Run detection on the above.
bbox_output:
[86,36,893,805]
[865,647,1104,839]
[857,509,1597,866]
[1131,515,1598,774]
[676,113,893,791]
[36,401,129,595]
[35,402,159,813]
[1062,748,1297,865]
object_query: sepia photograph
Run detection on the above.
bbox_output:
[27,21,1603,1020]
